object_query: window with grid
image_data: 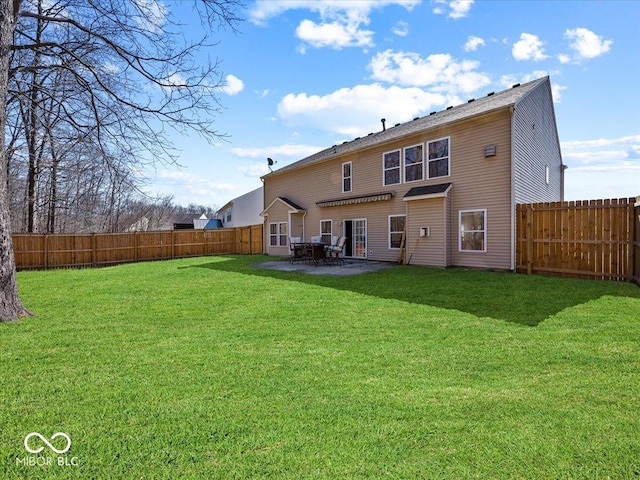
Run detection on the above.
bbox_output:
[383,150,401,185]
[404,145,423,182]
[342,162,352,192]
[389,215,406,249]
[427,137,449,179]
[459,209,486,252]
[320,220,332,244]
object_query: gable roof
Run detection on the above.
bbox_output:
[264,76,549,179]
[261,196,306,216]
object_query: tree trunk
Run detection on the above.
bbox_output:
[0,0,31,321]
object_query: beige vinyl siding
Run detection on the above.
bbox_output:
[447,111,513,270]
[406,197,448,267]
[513,81,563,203]
[264,108,515,269]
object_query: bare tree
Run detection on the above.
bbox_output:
[0,0,243,322]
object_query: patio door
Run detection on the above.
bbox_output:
[343,219,367,258]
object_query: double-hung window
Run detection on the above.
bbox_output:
[383,150,401,185]
[342,162,352,192]
[459,209,486,252]
[269,222,287,247]
[404,145,423,182]
[427,137,450,179]
[389,215,406,249]
[342,162,352,193]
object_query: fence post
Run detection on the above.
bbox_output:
[629,198,636,282]
[134,231,139,263]
[526,204,533,275]
[44,234,49,270]
[91,233,97,268]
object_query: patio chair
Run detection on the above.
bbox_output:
[326,236,347,266]
[289,236,304,263]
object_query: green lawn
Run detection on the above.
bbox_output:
[2,255,640,479]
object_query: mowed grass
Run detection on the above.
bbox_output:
[2,255,640,479]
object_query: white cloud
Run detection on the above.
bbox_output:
[561,134,640,200]
[249,1,419,50]
[512,33,548,61]
[231,144,324,159]
[565,27,613,60]
[278,83,449,137]
[368,50,491,94]
[464,35,485,52]
[219,74,244,96]
[296,18,374,49]
[392,20,409,37]
[237,164,270,177]
[558,54,571,64]
[433,0,474,19]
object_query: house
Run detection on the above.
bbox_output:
[260,76,564,271]
[217,186,264,228]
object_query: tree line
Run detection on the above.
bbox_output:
[0,0,243,321]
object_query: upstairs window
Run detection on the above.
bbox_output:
[383,150,401,185]
[427,137,450,179]
[404,144,423,182]
[342,162,352,192]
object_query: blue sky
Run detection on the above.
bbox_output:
[143,0,640,208]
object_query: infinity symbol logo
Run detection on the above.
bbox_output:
[24,432,72,454]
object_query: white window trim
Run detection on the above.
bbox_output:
[320,219,332,244]
[342,161,352,193]
[383,149,402,186]
[388,214,406,250]
[403,144,424,183]
[458,209,487,253]
[269,221,288,247]
[427,136,451,180]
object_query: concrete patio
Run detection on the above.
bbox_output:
[251,258,396,276]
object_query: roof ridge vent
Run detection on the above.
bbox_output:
[512,83,521,88]
[487,91,495,96]
[430,111,436,115]
[413,116,420,121]
[446,106,453,110]
[468,98,475,103]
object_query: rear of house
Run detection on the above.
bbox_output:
[261,76,563,270]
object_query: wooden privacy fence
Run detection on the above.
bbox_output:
[13,224,263,270]
[516,198,639,283]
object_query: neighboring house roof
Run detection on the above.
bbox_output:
[403,183,453,201]
[204,219,223,229]
[263,77,548,179]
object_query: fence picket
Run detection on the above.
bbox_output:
[13,225,264,270]
[516,197,637,281]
